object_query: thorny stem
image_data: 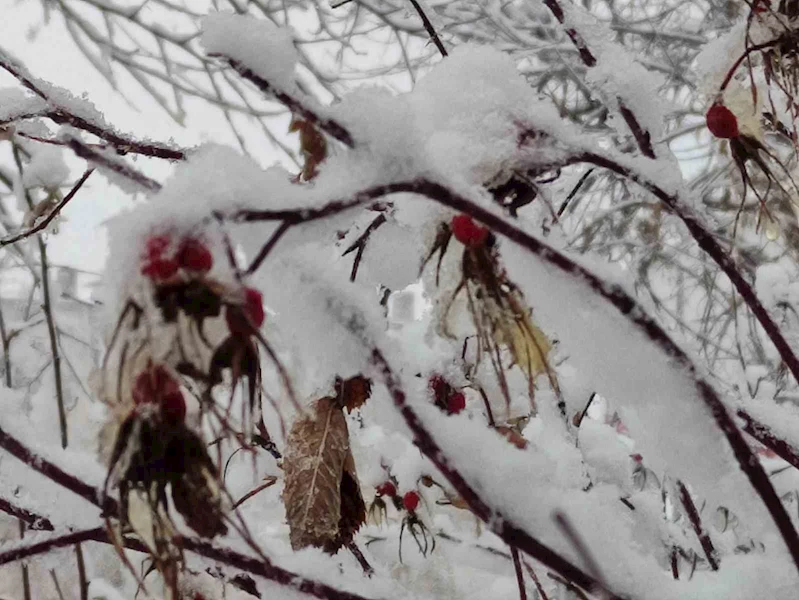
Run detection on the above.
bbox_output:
[738,409,799,471]
[370,348,624,599]
[0,496,54,531]
[221,57,355,148]
[0,168,94,247]
[343,212,387,282]
[677,481,719,571]
[406,0,448,58]
[0,49,187,161]
[66,138,162,192]
[12,144,68,449]
[540,0,655,158]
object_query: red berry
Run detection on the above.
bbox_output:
[225,287,265,335]
[144,234,172,261]
[706,104,739,139]
[141,257,179,281]
[161,390,187,424]
[429,374,447,398]
[177,237,213,273]
[754,0,770,12]
[447,392,466,414]
[450,215,489,247]
[376,481,396,497]
[244,287,265,327]
[402,490,420,512]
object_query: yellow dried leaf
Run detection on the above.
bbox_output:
[492,303,552,377]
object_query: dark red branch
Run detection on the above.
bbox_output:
[738,409,799,471]
[0,55,185,160]
[221,58,354,148]
[0,496,54,531]
[677,481,719,571]
[67,138,162,192]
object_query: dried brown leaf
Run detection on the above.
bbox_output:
[325,449,366,552]
[282,396,351,551]
[335,375,373,412]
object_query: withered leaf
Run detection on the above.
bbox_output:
[283,396,355,551]
[334,375,373,413]
[325,449,366,553]
[289,116,327,181]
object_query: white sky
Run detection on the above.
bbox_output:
[0,2,288,278]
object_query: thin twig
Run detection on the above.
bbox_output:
[0,168,94,247]
[12,143,68,449]
[76,542,88,600]
[245,221,291,275]
[66,137,162,192]
[343,212,387,282]
[510,545,528,600]
[406,0,448,57]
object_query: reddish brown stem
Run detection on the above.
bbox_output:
[677,481,719,570]
[0,496,54,531]
[738,409,799,471]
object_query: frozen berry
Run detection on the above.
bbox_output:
[141,257,179,281]
[447,391,466,414]
[177,237,213,273]
[450,215,489,247]
[429,374,447,398]
[144,233,172,261]
[402,490,420,512]
[376,481,397,497]
[706,104,739,139]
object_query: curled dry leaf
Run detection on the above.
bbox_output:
[282,395,365,552]
[289,115,327,181]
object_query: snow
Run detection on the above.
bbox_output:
[21,145,68,190]
[0,88,47,124]
[201,13,299,93]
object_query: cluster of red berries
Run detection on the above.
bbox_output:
[375,480,420,512]
[706,103,740,139]
[429,374,466,415]
[450,214,489,248]
[141,233,214,281]
[132,362,186,425]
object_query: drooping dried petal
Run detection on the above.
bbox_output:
[282,396,351,551]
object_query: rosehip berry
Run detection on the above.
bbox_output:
[447,391,466,414]
[161,390,187,424]
[144,233,171,261]
[376,481,396,497]
[225,287,265,335]
[244,287,265,327]
[450,215,489,247]
[402,490,420,512]
[177,237,213,273]
[429,374,447,398]
[141,257,179,281]
[706,103,739,139]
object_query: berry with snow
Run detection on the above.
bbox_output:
[177,237,214,273]
[706,103,739,139]
[447,392,466,414]
[450,215,489,247]
[141,257,179,281]
[376,481,397,497]
[402,490,420,512]
[144,233,172,260]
